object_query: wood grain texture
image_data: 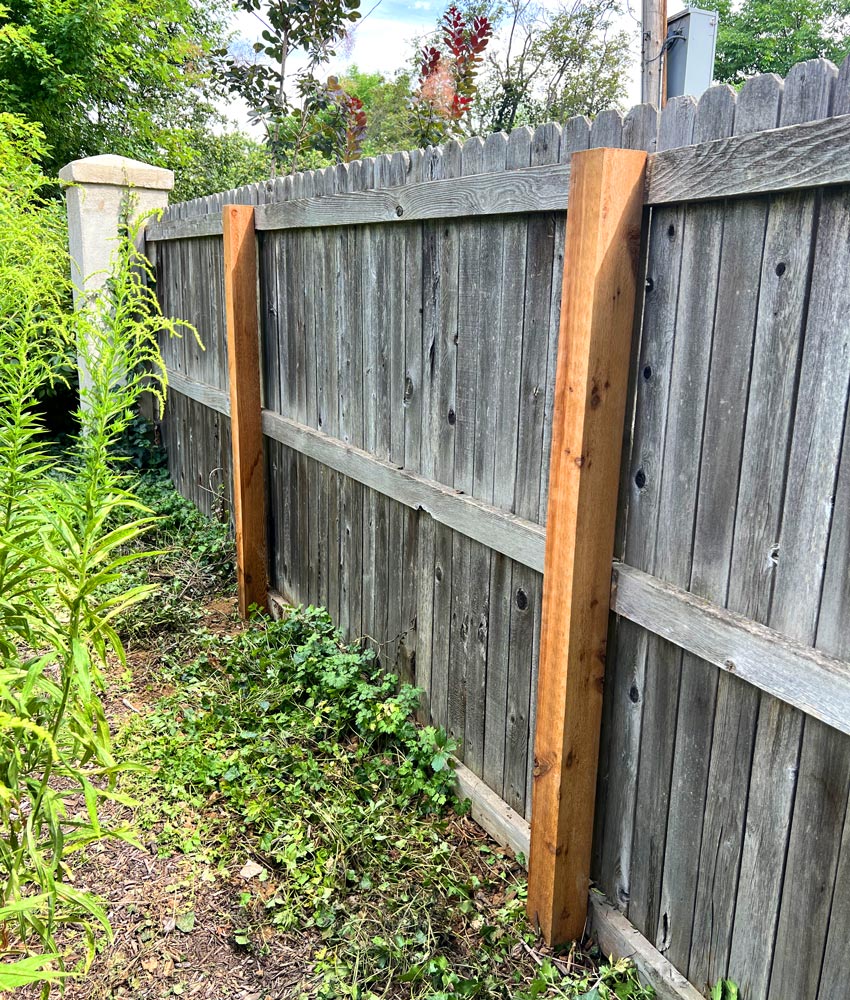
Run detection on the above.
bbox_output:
[253,162,572,230]
[588,897,705,1000]
[814,382,850,999]
[223,204,268,616]
[501,128,535,817]
[147,213,223,241]
[630,89,729,949]
[764,189,850,1000]
[610,563,850,735]
[687,71,783,989]
[647,107,850,203]
[656,83,747,973]
[527,147,647,945]
[167,371,230,415]
[597,94,696,920]
[260,412,545,570]
[728,58,839,1000]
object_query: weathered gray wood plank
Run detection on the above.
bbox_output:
[252,161,572,231]
[147,213,223,241]
[451,136,487,774]
[630,89,728,949]
[728,58,839,1000]
[687,70,784,990]
[601,94,696,919]
[647,102,850,204]
[766,141,850,1000]
[500,127,535,815]
[814,377,850,999]
[385,151,409,668]
[315,167,335,612]
[336,162,361,641]
[592,100,659,867]
[399,151,423,693]
[657,83,744,973]
[429,139,462,740]
[520,122,564,817]
[359,157,379,650]
[412,146,443,724]
[609,563,850,736]
[167,370,230,415]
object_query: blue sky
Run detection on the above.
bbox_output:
[231,0,440,79]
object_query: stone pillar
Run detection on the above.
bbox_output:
[59,154,174,399]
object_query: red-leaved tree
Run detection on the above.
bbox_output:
[411,5,493,145]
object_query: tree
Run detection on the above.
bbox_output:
[410,5,494,145]
[339,66,417,155]
[714,0,850,81]
[0,0,230,177]
[171,131,273,203]
[224,0,364,172]
[469,0,632,134]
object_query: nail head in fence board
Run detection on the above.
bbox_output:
[527,146,647,944]
[223,203,268,617]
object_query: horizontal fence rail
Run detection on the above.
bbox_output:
[610,563,850,736]
[147,111,850,242]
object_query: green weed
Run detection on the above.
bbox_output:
[118,603,655,999]
[0,113,194,985]
[710,980,739,1000]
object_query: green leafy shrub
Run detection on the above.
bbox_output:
[0,114,191,984]
[98,467,235,646]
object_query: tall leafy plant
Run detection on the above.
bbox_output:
[224,0,364,172]
[411,5,493,146]
[0,115,191,990]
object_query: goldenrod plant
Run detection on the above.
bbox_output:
[0,113,191,990]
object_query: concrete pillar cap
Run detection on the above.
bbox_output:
[59,154,174,191]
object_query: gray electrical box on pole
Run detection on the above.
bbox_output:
[666,7,719,99]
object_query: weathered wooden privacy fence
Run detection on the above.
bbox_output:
[146,56,850,1000]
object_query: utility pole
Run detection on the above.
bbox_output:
[641,0,667,107]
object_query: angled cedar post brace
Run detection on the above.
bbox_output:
[223,204,268,617]
[527,148,648,944]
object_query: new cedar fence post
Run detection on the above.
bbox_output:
[527,147,648,944]
[223,204,268,617]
